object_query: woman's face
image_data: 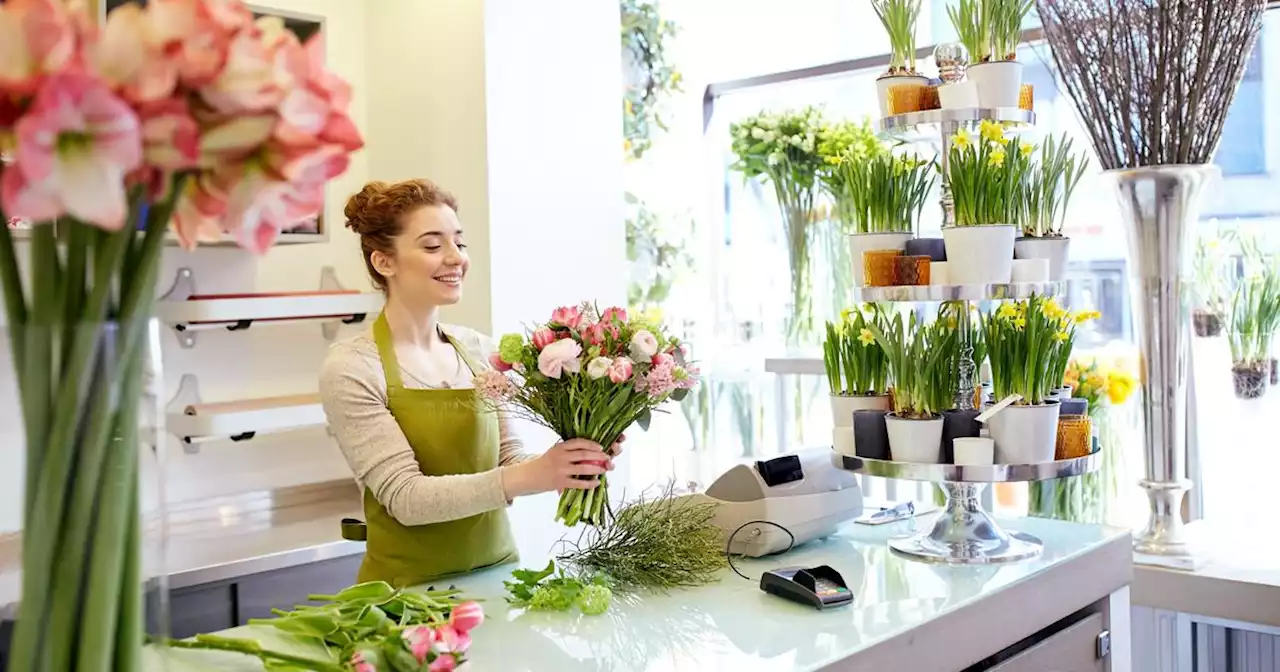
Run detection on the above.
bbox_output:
[377,204,469,307]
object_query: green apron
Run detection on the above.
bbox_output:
[351,314,518,586]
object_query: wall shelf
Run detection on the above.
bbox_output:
[156,266,382,347]
[167,374,328,452]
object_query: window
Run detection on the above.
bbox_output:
[1214,37,1266,177]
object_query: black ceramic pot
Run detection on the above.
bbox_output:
[904,237,947,262]
[1059,398,1089,416]
[940,409,981,463]
[853,410,890,460]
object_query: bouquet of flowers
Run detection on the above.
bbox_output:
[475,304,698,526]
[1065,359,1138,409]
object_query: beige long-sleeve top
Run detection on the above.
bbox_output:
[318,323,533,526]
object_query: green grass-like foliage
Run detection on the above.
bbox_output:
[823,306,891,396]
[558,486,726,592]
[1228,268,1280,365]
[871,311,955,418]
[1023,133,1089,237]
[948,121,1035,227]
[827,150,935,234]
[872,0,924,73]
[982,295,1071,405]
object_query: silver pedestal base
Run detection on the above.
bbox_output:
[1133,478,1195,557]
[889,481,1044,565]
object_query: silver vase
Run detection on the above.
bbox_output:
[1109,165,1218,557]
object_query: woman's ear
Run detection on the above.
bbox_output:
[370,249,395,282]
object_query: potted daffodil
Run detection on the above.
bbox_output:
[873,0,928,115]
[824,307,891,456]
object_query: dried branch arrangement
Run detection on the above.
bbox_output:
[1036,0,1265,169]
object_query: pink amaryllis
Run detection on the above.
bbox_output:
[0,72,141,229]
[0,0,77,94]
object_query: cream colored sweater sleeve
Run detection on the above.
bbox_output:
[318,326,534,526]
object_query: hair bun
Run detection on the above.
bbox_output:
[344,181,390,234]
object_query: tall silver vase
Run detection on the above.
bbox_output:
[1110,165,1217,557]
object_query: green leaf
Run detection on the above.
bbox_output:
[670,387,689,402]
[511,559,555,585]
[637,409,652,431]
[260,612,341,639]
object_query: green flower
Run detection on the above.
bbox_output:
[529,585,574,611]
[498,333,525,364]
[577,584,612,615]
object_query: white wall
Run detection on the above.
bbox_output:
[0,0,626,532]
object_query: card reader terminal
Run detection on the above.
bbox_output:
[759,565,854,610]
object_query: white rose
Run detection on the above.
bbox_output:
[751,127,765,139]
[630,330,659,359]
[586,356,612,379]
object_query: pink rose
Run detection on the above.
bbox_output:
[600,306,628,324]
[549,305,583,330]
[531,327,556,350]
[449,601,484,634]
[537,338,582,379]
[607,357,634,384]
[487,352,511,372]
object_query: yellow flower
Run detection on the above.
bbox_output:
[1013,316,1026,330]
[1106,373,1136,405]
[946,316,957,329]
[997,302,1018,319]
[988,149,1006,168]
[1053,330,1069,342]
[952,129,972,150]
[1043,298,1067,321]
[840,307,855,323]
[624,99,634,116]
[1019,140,1034,157]
[671,71,683,85]
[624,138,633,153]
[1073,310,1102,324]
[858,328,875,346]
[979,119,1005,144]
[861,302,877,313]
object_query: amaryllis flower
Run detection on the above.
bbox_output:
[0,0,77,94]
[531,328,556,351]
[537,338,582,379]
[90,3,178,104]
[449,601,484,633]
[198,17,286,114]
[402,626,436,664]
[137,99,199,171]
[607,357,634,384]
[148,0,253,88]
[1,73,142,229]
[550,305,583,330]
[487,352,512,373]
[629,330,658,359]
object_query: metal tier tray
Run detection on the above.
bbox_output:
[834,449,1101,565]
[878,107,1036,140]
[835,452,1098,483]
[852,282,1064,303]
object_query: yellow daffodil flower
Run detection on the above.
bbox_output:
[1073,310,1102,324]
[840,307,855,323]
[624,99,634,115]
[1019,140,1034,157]
[988,149,1006,168]
[952,129,972,150]
[979,119,1005,144]
[997,302,1018,319]
[1043,298,1067,321]
[858,328,875,346]
[623,139,633,153]
[1013,316,1027,330]
[1053,330,1069,342]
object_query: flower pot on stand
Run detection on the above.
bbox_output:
[904,237,947,261]
[941,409,982,463]
[853,410,891,460]
[986,401,1061,464]
[876,74,930,116]
[966,60,1023,108]
[1192,309,1223,337]
[1014,236,1071,281]
[831,394,890,456]
[938,80,979,109]
[1231,360,1269,399]
[941,225,1016,284]
[849,232,914,286]
[885,414,944,463]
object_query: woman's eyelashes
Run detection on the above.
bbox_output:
[424,241,466,252]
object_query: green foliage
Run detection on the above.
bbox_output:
[823,306,890,395]
[826,150,935,234]
[1023,133,1089,237]
[1193,234,1230,315]
[622,0,682,161]
[982,295,1071,404]
[872,0,924,72]
[870,311,954,418]
[625,192,694,311]
[947,0,1031,62]
[505,560,614,616]
[948,121,1035,226]
[1228,268,1280,365]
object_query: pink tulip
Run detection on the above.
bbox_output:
[401,625,436,664]
[428,654,458,672]
[449,601,484,633]
[607,357,634,384]
[550,306,583,330]
[0,0,77,94]
[91,3,177,104]
[487,352,511,373]
[581,323,606,346]
[600,306,628,324]
[531,328,556,351]
[432,625,472,654]
[1,72,142,229]
[537,338,582,379]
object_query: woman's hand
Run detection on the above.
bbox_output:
[501,439,612,498]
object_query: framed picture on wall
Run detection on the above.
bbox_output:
[91,0,332,246]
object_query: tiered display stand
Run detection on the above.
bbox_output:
[834,107,1099,565]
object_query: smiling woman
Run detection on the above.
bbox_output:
[319,179,624,587]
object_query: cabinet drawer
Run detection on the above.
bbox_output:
[987,612,1106,672]
[235,554,362,623]
[166,582,238,640]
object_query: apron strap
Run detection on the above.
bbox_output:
[340,517,368,541]
[372,313,405,391]
[440,326,482,376]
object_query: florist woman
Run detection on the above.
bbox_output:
[319,178,622,586]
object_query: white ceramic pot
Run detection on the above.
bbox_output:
[1055,385,1073,399]
[848,232,914,286]
[986,401,1061,464]
[953,437,995,465]
[829,393,891,427]
[875,74,929,117]
[832,427,857,457]
[885,414,944,464]
[941,225,1016,285]
[930,261,950,286]
[1010,258,1050,283]
[938,80,979,109]
[1014,236,1071,281]
[966,60,1023,108]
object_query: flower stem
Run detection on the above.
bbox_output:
[161,635,346,672]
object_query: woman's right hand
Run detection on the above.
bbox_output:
[501,439,610,498]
